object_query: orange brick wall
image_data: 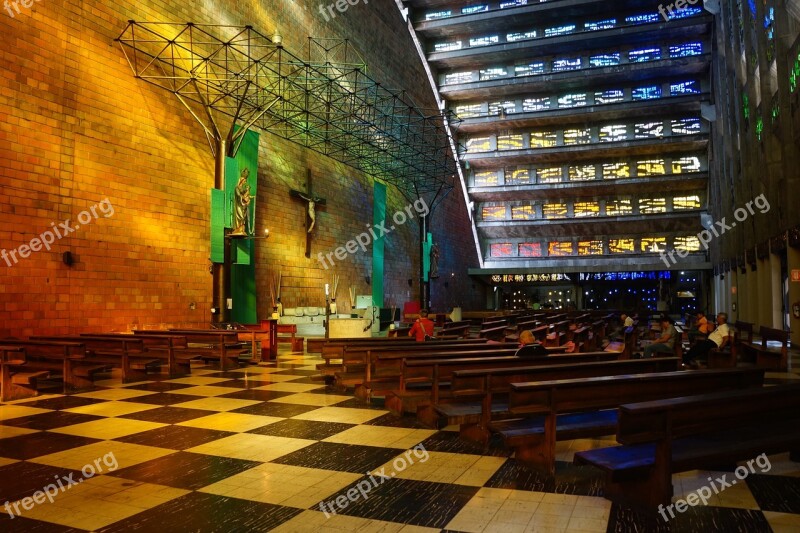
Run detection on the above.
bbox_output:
[0,0,484,337]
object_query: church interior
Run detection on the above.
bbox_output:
[2,0,800,531]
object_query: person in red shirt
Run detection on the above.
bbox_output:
[409,309,435,342]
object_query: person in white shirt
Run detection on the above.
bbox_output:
[611,313,635,341]
[683,312,731,366]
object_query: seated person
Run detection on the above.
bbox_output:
[688,311,713,344]
[610,313,635,341]
[643,316,678,358]
[683,312,730,366]
[516,330,548,357]
[408,309,435,342]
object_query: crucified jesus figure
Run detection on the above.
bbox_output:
[296,192,324,233]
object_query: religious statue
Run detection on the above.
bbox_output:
[231,167,252,236]
[295,191,324,233]
[429,243,440,279]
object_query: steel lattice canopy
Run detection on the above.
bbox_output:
[115,21,459,196]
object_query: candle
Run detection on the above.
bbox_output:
[325,284,329,296]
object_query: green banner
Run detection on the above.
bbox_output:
[210,188,226,264]
[372,181,386,309]
[423,232,432,282]
[229,128,259,324]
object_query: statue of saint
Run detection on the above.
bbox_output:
[232,168,252,236]
[429,243,440,279]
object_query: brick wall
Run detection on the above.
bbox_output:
[0,0,483,337]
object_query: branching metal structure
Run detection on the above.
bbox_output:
[115,21,459,197]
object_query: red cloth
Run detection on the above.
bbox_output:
[409,318,435,342]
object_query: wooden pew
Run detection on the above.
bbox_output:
[139,330,248,371]
[739,326,790,370]
[388,351,625,424]
[574,383,800,508]
[80,333,199,377]
[343,343,521,399]
[1,346,50,401]
[276,324,304,352]
[34,335,162,383]
[491,367,765,475]
[479,325,508,341]
[0,340,109,389]
[444,357,679,444]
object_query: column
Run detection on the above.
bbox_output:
[757,258,771,328]
[769,252,783,329]
[788,245,800,346]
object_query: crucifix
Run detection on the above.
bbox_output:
[290,169,327,258]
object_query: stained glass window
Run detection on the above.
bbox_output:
[507,30,537,42]
[595,89,624,104]
[498,134,524,150]
[474,171,499,187]
[574,201,600,217]
[515,62,546,76]
[506,168,531,185]
[590,53,621,67]
[518,242,543,257]
[673,195,702,210]
[545,24,577,37]
[632,85,662,100]
[569,165,596,181]
[553,58,582,72]
[674,236,701,252]
[641,237,667,253]
[672,156,702,173]
[511,204,536,220]
[530,131,558,148]
[444,71,473,85]
[490,243,514,257]
[425,10,452,21]
[578,240,604,255]
[434,41,463,52]
[500,0,528,7]
[537,167,563,183]
[625,13,661,25]
[482,206,506,221]
[584,19,616,31]
[671,118,701,135]
[466,137,492,152]
[549,241,574,256]
[609,239,635,253]
[470,36,499,47]
[454,103,482,118]
[599,124,627,142]
[542,203,568,218]
[668,7,703,19]
[669,43,703,58]
[522,96,551,111]
[629,47,662,63]
[606,199,632,216]
[635,122,664,139]
[564,128,591,145]
[639,198,667,214]
[670,80,701,95]
[559,93,587,108]
[489,101,516,115]
[462,5,489,15]
[637,159,666,175]
[603,162,631,179]
[480,67,508,81]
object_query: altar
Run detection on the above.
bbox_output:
[328,318,372,338]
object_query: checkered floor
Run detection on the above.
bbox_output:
[1,348,799,532]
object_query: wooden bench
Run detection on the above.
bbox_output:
[276,324,304,352]
[479,325,508,341]
[739,325,790,370]
[443,357,679,444]
[574,383,800,508]
[491,367,765,475]
[140,330,248,371]
[1,346,50,401]
[390,351,624,425]
[34,335,162,383]
[344,344,520,399]
[0,340,110,389]
[81,333,199,376]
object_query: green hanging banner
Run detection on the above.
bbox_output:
[372,181,386,309]
[423,232,432,282]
